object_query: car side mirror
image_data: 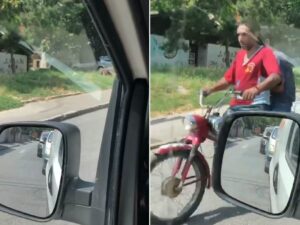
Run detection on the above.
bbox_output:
[213,111,300,219]
[0,122,80,221]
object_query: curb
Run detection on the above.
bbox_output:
[22,92,82,104]
[46,103,109,122]
[151,115,184,125]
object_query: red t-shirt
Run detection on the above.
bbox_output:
[224,46,281,106]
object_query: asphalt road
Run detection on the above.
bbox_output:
[150,126,299,225]
[0,109,107,225]
[221,136,271,212]
[0,142,48,217]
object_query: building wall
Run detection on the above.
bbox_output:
[150,35,240,69]
[206,43,239,68]
[0,52,27,74]
[197,45,208,67]
[151,35,189,67]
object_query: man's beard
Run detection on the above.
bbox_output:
[240,44,252,51]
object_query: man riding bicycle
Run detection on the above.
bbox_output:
[204,19,282,112]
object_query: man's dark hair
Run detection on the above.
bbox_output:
[238,18,264,45]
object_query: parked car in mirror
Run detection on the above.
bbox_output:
[45,131,64,214]
[269,119,299,213]
[37,131,50,158]
[260,126,275,154]
[42,131,54,175]
[264,126,278,173]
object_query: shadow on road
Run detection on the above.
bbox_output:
[0,141,36,156]
[0,144,16,156]
[187,206,249,225]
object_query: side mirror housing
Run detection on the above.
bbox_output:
[213,111,300,219]
[0,121,80,221]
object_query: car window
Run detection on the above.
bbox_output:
[263,127,273,137]
[286,122,300,175]
[0,0,116,224]
[47,132,54,143]
[40,132,49,142]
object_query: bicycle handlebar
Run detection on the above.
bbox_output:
[199,89,243,107]
[199,90,206,107]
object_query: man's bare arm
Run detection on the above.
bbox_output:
[256,74,282,92]
[243,74,281,100]
[205,77,231,95]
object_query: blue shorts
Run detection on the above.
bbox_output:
[270,102,292,112]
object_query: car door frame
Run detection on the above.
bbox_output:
[60,1,148,225]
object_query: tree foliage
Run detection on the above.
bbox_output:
[152,0,300,63]
[0,0,106,63]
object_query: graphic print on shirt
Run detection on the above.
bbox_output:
[245,62,256,74]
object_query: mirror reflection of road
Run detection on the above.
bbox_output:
[150,118,299,225]
[0,109,107,225]
[222,136,270,212]
[0,141,48,217]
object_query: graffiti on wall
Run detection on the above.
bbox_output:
[151,35,188,67]
[0,53,27,74]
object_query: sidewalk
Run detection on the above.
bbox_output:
[0,89,111,123]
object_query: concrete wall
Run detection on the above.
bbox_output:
[197,45,208,67]
[0,52,27,74]
[150,36,240,69]
[206,43,239,68]
[151,35,189,67]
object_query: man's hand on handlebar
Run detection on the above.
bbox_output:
[202,88,212,97]
[242,86,260,100]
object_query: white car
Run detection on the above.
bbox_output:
[41,131,54,175]
[37,131,50,158]
[45,130,63,214]
[264,126,278,173]
[260,126,275,154]
[269,118,300,213]
[43,131,54,160]
[267,127,279,155]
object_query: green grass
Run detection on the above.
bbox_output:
[0,96,23,111]
[0,69,114,111]
[293,67,300,89]
[151,66,228,117]
[79,71,115,89]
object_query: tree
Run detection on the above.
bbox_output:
[152,0,300,67]
[0,0,106,65]
[151,0,239,66]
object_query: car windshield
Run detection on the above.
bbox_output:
[41,132,49,141]
[264,127,273,137]
[271,127,279,139]
[47,132,54,143]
